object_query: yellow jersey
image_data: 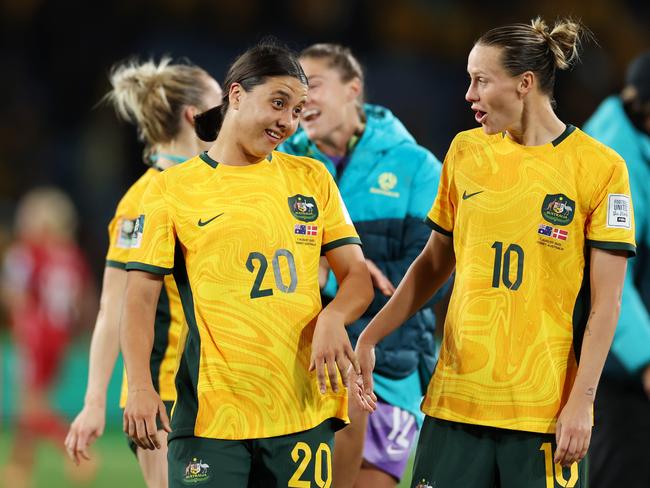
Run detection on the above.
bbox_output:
[423,126,636,434]
[105,167,183,406]
[126,151,361,440]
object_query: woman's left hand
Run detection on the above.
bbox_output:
[554,395,593,467]
[309,309,359,394]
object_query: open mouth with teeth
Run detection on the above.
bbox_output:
[265,128,283,142]
[301,108,321,123]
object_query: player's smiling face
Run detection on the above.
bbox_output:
[233,75,307,158]
[299,57,358,141]
[465,44,523,135]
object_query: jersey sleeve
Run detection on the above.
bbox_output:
[586,158,636,256]
[320,170,362,253]
[425,139,456,236]
[125,175,176,275]
[105,196,140,270]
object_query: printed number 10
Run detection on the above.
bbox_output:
[491,241,524,290]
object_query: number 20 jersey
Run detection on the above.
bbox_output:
[126,151,360,441]
[423,126,636,434]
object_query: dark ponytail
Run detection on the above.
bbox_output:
[194,40,307,142]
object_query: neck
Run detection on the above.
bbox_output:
[207,123,266,166]
[152,131,199,169]
[506,98,566,146]
[315,113,364,158]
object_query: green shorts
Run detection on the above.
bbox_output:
[168,418,337,487]
[126,400,175,456]
[411,416,588,488]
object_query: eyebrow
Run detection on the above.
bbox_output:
[271,90,292,98]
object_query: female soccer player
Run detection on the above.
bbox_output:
[64,57,222,487]
[2,188,92,488]
[279,44,444,488]
[355,18,636,488]
[120,42,373,488]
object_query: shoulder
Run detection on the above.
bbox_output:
[449,128,496,152]
[156,155,207,190]
[114,168,158,216]
[272,151,330,178]
[570,128,626,169]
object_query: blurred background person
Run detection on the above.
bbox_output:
[280,44,446,488]
[583,50,650,488]
[64,57,222,488]
[1,187,94,488]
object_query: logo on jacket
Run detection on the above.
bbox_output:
[370,172,400,198]
[183,458,210,483]
[288,194,319,222]
[541,193,575,226]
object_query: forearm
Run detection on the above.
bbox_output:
[323,259,373,324]
[360,248,453,346]
[120,274,161,390]
[83,306,121,407]
[570,302,621,404]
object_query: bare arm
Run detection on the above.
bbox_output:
[120,270,169,450]
[554,247,628,466]
[309,244,372,394]
[354,230,455,406]
[65,266,125,464]
[358,231,455,347]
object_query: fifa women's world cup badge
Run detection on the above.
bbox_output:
[288,194,319,222]
[541,193,575,226]
[183,458,210,484]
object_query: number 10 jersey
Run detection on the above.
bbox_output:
[423,126,636,434]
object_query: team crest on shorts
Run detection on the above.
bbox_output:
[415,479,434,488]
[183,457,210,484]
[541,193,575,226]
[288,194,318,222]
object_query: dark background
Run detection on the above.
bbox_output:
[0,0,648,279]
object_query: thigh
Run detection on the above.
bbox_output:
[410,417,496,488]
[251,419,336,488]
[496,430,587,488]
[138,430,169,488]
[362,400,418,482]
[167,436,251,488]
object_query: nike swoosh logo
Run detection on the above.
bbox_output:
[197,213,224,227]
[462,190,483,200]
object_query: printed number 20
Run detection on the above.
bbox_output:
[491,241,524,290]
[288,442,332,488]
[246,249,298,299]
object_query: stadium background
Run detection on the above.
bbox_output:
[0,0,648,486]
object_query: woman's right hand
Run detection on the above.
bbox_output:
[123,387,171,450]
[65,404,105,465]
[353,339,378,412]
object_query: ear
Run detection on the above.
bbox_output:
[518,71,534,97]
[229,83,243,110]
[184,105,200,126]
[346,77,362,102]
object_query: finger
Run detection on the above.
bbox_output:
[554,431,568,465]
[361,365,374,396]
[564,435,579,467]
[77,430,92,462]
[326,356,339,393]
[346,347,361,375]
[159,402,172,433]
[315,357,327,394]
[336,355,352,388]
[123,411,129,434]
[134,418,152,450]
[145,414,161,450]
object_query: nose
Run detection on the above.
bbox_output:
[465,80,478,103]
[277,108,292,129]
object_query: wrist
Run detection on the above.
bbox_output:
[318,307,345,326]
[357,331,377,348]
[84,392,107,408]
